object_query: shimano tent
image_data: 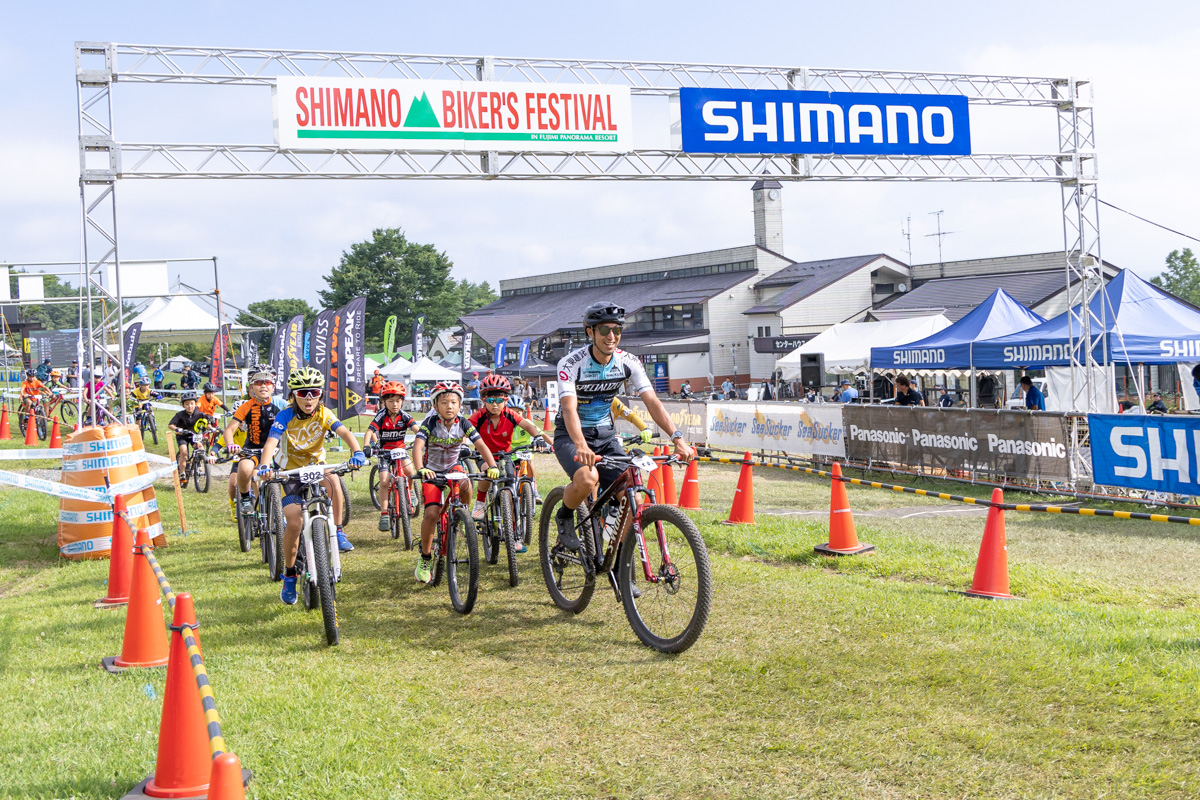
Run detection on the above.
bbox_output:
[971,270,1200,369]
[777,314,951,378]
[870,289,1045,370]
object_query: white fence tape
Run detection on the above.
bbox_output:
[60,451,146,473]
[0,448,64,460]
[59,522,164,557]
[0,469,111,504]
[108,464,177,498]
[59,497,158,525]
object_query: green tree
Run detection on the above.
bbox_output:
[459,278,497,315]
[1151,248,1200,306]
[319,227,477,345]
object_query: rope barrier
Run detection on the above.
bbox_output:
[696,456,1200,527]
[138,538,227,757]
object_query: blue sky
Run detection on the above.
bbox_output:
[3,1,1198,311]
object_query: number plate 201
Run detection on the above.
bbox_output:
[298,465,326,485]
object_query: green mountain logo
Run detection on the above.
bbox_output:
[403,92,441,128]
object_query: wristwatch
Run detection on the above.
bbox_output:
[671,430,684,441]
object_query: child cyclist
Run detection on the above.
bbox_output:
[19,369,47,420]
[257,368,365,605]
[467,374,547,551]
[223,367,286,519]
[198,382,227,417]
[167,392,209,489]
[411,381,500,583]
[363,380,420,533]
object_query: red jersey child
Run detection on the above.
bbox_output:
[364,381,420,532]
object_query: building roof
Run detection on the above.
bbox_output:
[877,270,1073,321]
[744,254,890,315]
[462,271,751,344]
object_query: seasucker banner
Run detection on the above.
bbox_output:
[705,402,846,457]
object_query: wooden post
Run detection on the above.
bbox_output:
[164,434,188,534]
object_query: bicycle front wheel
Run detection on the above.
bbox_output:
[236,502,251,552]
[519,481,535,547]
[147,414,158,445]
[618,505,712,654]
[310,518,340,646]
[500,488,518,588]
[537,487,594,614]
[195,456,210,493]
[446,506,478,614]
[267,484,285,582]
[396,479,412,550]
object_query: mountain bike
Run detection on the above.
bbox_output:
[539,448,712,654]
[420,470,479,615]
[512,445,540,548]
[44,389,78,427]
[370,449,418,549]
[184,430,211,493]
[271,461,359,646]
[369,452,421,522]
[134,401,158,445]
[475,451,521,588]
[17,396,48,441]
[235,468,285,582]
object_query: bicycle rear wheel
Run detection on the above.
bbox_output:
[618,505,712,654]
[59,400,78,426]
[446,507,478,614]
[537,487,595,614]
[267,484,285,582]
[500,488,518,588]
[147,415,158,445]
[310,518,340,646]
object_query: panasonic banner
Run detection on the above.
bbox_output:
[679,88,970,156]
[844,406,1071,480]
[1089,414,1200,494]
[706,402,846,458]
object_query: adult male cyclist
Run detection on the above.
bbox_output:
[553,302,694,551]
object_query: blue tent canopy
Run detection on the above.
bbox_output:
[870,288,1045,370]
[971,269,1200,368]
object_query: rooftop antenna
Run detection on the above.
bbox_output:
[900,215,913,264]
[925,210,955,276]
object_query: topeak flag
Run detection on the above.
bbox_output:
[336,297,367,420]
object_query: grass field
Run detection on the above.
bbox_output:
[2,418,1200,799]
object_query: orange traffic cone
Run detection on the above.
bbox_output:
[139,593,213,799]
[723,451,755,524]
[646,449,664,504]
[24,412,37,446]
[678,458,701,510]
[49,418,62,448]
[815,463,874,555]
[542,408,553,435]
[958,489,1017,600]
[661,455,679,505]
[102,528,168,672]
[0,406,10,440]
[95,495,132,608]
[207,752,253,800]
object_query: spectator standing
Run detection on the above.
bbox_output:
[839,379,859,404]
[894,375,925,406]
[35,358,51,382]
[466,371,481,411]
[153,365,164,390]
[1020,376,1046,411]
[937,385,954,408]
[759,379,773,401]
[67,360,80,388]
[721,378,734,400]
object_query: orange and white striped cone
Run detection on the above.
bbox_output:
[49,418,62,448]
[101,528,169,672]
[723,451,755,524]
[957,488,1018,600]
[677,458,701,510]
[0,406,10,440]
[24,412,38,446]
[814,463,874,556]
[206,752,253,800]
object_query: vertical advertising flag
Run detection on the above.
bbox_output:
[209,323,231,389]
[494,338,507,370]
[240,329,263,368]
[383,314,398,362]
[303,330,311,365]
[411,314,426,362]
[518,337,531,369]
[309,308,337,409]
[336,297,367,420]
[269,326,288,395]
[283,314,306,376]
[460,328,474,384]
[122,323,142,385]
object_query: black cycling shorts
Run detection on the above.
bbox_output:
[553,426,625,491]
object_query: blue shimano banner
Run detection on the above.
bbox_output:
[680,88,970,156]
[1090,414,1200,494]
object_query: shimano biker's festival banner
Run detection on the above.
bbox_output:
[283,314,305,378]
[844,406,1072,480]
[122,323,142,384]
[411,313,425,362]
[616,397,708,445]
[269,326,287,395]
[275,77,633,152]
[309,308,337,410]
[706,402,846,457]
[209,323,230,390]
[679,88,971,156]
[1089,414,1200,494]
[383,314,397,362]
[334,297,367,420]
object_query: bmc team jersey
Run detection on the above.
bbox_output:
[368,408,416,450]
[233,397,286,449]
[556,346,652,429]
[415,413,481,473]
[268,405,343,469]
[468,407,523,455]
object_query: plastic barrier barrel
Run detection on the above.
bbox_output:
[58,424,164,560]
[125,424,165,541]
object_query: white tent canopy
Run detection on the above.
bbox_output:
[378,354,413,378]
[404,357,460,383]
[776,315,951,378]
[125,294,252,344]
